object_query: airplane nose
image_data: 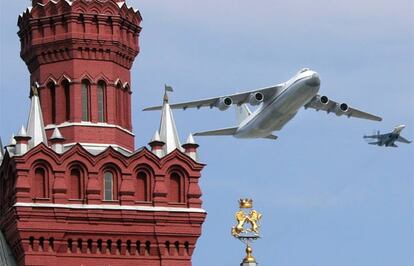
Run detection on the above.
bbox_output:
[306,73,320,87]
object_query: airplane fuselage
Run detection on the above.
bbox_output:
[235,69,321,138]
[378,133,400,147]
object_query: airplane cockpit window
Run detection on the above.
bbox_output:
[300,68,310,73]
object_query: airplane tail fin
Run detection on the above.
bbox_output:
[194,127,238,137]
[236,104,252,125]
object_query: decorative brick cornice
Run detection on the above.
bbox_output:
[18,0,142,72]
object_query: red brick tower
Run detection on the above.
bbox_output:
[0,1,206,265]
[19,0,141,153]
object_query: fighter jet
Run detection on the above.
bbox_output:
[144,68,382,140]
[363,125,412,147]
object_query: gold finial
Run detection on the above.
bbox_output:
[239,198,253,209]
[243,245,256,263]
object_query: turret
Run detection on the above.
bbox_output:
[49,127,65,154]
[14,125,32,155]
[148,130,165,158]
[182,134,199,161]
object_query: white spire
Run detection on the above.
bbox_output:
[17,125,28,137]
[27,87,47,148]
[50,127,64,140]
[151,130,161,142]
[159,86,182,155]
[0,137,4,163]
[186,133,196,144]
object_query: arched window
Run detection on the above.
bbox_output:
[34,167,47,198]
[81,80,90,121]
[136,171,147,201]
[61,79,71,121]
[97,81,106,123]
[48,82,56,124]
[70,168,82,199]
[103,171,114,200]
[168,172,182,203]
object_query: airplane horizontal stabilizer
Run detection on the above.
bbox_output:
[194,127,238,137]
[262,134,278,140]
[368,141,380,145]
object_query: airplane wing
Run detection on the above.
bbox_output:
[143,84,284,111]
[305,95,382,121]
[396,136,412,144]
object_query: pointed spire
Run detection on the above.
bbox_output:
[148,130,165,158]
[17,125,28,136]
[186,133,196,144]
[49,127,65,154]
[0,137,4,163]
[159,86,182,155]
[27,85,47,148]
[182,133,199,162]
[50,127,64,140]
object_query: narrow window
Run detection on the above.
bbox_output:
[34,168,47,198]
[97,81,106,123]
[136,172,147,201]
[115,83,122,125]
[81,80,90,121]
[169,173,181,203]
[62,79,71,121]
[70,169,82,199]
[48,82,56,124]
[104,171,113,200]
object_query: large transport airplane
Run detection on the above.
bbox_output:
[364,125,412,147]
[144,68,382,140]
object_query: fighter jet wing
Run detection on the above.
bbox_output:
[396,136,412,144]
[143,84,284,111]
[305,95,382,121]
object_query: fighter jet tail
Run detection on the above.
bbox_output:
[368,141,381,145]
[194,127,238,137]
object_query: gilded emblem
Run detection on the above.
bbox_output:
[231,199,262,238]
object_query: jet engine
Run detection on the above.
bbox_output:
[248,92,264,106]
[319,95,329,105]
[215,97,233,111]
[335,103,349,116]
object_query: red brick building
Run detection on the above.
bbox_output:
[0,1,206,265]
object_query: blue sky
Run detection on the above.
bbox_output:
[1,1,413,265]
